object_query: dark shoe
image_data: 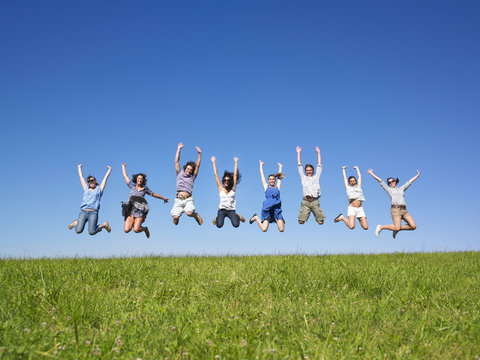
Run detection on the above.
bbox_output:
[249,214,257,224]
[334,214,342,223]
[144,226,150,238]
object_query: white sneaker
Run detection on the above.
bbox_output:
[393,230,399,239]
[68,220,77,230]
[375,225,382,237]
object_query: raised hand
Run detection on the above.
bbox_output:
[177,142,184,149]
[122,163,126,167]
[296,146,302,153]
[211,156,216,162]
[315,146,320,153]
[278,162,283,168]
[259,160,264,166]
[196,146,202,153]
[234,157,238,162]
[353,166,359,170]
[416,170,420,176]
[342,166,347,169]
[107,165,112,171]
[163,198,169,204]
[367,169,374,175]
[78,164,83,168]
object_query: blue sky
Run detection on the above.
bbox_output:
[1,1,479,257]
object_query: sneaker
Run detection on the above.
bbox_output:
[375,225,382,237]
[393,230,399,239]
[334,213,342,223]
[68,219,77,230]
[249,214,257,224]
[144,226,150,238]
[195,213,203,225]
[103,221,111,233]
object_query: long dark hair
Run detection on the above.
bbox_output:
[132,173,147,186]
[222,170,241,191]
[348,176,357,184]
[268,173,285,180]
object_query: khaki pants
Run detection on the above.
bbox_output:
[390,207,409,220]
[298,199,326,223]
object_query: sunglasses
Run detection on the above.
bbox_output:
[223,178,232,183]
[87,179,96,183]
[388,180,395,185]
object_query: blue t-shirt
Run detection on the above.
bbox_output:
[80,186,103,211]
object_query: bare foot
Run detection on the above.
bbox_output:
[68,219,77,230]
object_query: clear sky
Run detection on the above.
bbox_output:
[1,1,479,257]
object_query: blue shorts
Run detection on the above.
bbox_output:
[261,204,284,223]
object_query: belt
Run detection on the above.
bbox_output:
[303,196,319,202]
[82,208,97,212]
[177,194,191,200]
[391,205,406,209]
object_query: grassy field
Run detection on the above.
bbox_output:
[0,252,479,359]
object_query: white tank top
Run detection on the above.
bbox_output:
[219,189,236,210]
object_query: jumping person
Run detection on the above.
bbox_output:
[211,156,245,227]
[249,161,285,232]
[68,164,112,235]
[296,146,326,225]
[334,166,368,230]
[367,169,420,238]
[171,142,203,225]
[121,163,168,238]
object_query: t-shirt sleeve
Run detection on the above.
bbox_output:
[314,164,322,179]
[144,186,153,196]
[297,163,305,178]
[379,180,390,192]
[400,181,412,192]
[127,181,135,190]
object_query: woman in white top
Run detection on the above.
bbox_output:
[368,169,420,238]
[211,156,245,228]
[334,166,368,230]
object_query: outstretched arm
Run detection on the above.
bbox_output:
[277,162,283,190]
[175,143,183,173]
[122,163,131,184]
[259,160,267,191]
[152,192,169,203]
[233,157,238,191]
[367,168,382,182]
[296,146,302,165]
[354,166,361,187]
[211,156,222,190]
[194,146,202,177]
[342,166,348,189]
[78,164,87,191]
[316,146,321,166]
[408,170,420,184]
[100,166,112,191]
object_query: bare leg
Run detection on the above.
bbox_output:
[401,213,417,231]
[133,217,149,238]
[358,217,368,230]
[276,219,285,232]
[338,215,355,229]
[173,216,179,225]
[380,217,402,232]
[253,215,269,232]
[124,215,134,233]
[186,211,203,225]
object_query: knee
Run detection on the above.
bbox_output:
[279,228,284,232]
[363,225,369,230]
[186,212,193,217]
[411,224,417,230]
[233,223,239,228]
[75,228,82,234]
[124,228,131,233]
[261,228,268,232]
[298,220,305,224]
[133,226,142,233]
[88,230,96,236]
[393,225,401,231]
[216,223,223,228]
[347,224,355,229]
[317,220,324,225]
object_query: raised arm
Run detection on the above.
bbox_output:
[77,164,87,191]
[100,165,112,192]
[194,146,202,177]
[316,146,322,166]
[259,160,267,191]
[354,165,361,187]
[211,156,222,190]
[122,163,131,184]
[367,168,382,182]
[296,146,302,165]
[342,166,348,189]
[175,142,183,173]
[151,192,169,204]
[233,157,239,191]
[408,170,420,184]
[276,162,283,190]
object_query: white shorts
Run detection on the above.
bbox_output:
[347,206,366,218]
[170,197,196,217]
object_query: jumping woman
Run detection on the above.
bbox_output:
[121,163,169,238]
[368,169,420,238]
[211,156,245,227]
[249,161,285,232]
[68,164,112,235]
[171,142,203,225]
[334,166,368,230]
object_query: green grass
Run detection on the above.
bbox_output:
[1,252,479,359]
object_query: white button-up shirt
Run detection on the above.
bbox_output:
[298,163,322,197]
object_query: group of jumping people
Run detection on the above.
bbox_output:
[69,143,420,239]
